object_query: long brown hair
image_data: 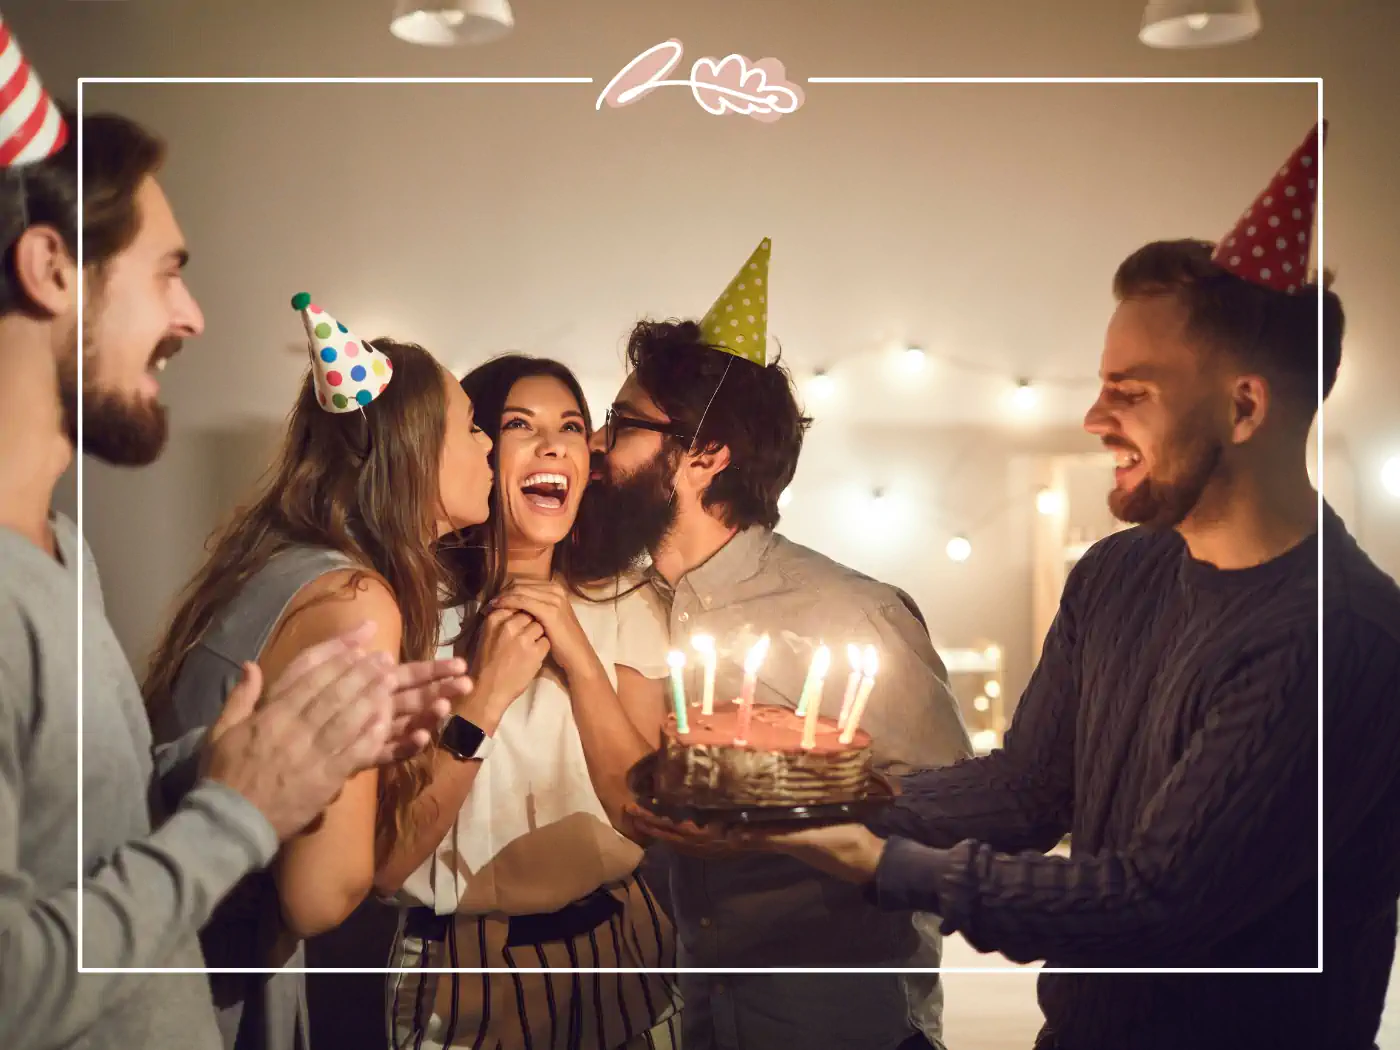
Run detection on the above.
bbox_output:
[440,354,621,651]
[143,338,457,851]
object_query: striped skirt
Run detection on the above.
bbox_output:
[388,874,681,1050]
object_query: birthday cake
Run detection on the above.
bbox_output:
[654,704,873,808]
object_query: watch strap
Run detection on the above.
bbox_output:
[440,714,493,760]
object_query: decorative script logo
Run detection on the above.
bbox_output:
[597,39,804,123]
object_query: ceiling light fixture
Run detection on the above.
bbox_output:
[1139,0,1261,49]
[390,0,514,46]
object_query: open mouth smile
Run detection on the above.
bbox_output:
[519,471,571,514]
[1111,447,1146,489]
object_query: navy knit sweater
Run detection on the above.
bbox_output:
[869,503,1400,1050]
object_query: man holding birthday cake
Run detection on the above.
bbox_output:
[578,239,972,1050]
[729,123,1400,1050]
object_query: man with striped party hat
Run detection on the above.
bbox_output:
[583,239,970,1050]
[0,29,465,1050]
[0,15,68,185]
[732,121,1400,1050]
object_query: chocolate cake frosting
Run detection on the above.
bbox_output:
[655,704,873,807]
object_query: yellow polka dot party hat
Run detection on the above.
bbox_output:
[699,237,770,366]
[291,292,393,413]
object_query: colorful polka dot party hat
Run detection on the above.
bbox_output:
[291,292,393,413]
[1211,121,1325,295]
[699,237,770,366]
[0,16,68,167]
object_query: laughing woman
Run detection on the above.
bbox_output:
[374,355,681,1050]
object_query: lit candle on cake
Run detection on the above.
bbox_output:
[732,634,770,746]
[838,646,880,745]
[795,643,829,718]
[836,643,863,729]
[691,633,717,716]
[667,650,689,734]
[799,645,832,749]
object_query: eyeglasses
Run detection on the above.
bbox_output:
[601,408,693,452]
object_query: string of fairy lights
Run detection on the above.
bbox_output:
[780,341,1103,562]
[784,342,1400,559]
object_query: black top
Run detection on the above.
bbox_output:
[869,503,1400,1050]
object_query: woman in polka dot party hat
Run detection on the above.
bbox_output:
[142,302,496,1050]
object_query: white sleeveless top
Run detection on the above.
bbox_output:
[395,581,670,917]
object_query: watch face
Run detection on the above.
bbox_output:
[443,715,487,759]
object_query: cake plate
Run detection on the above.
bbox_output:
[626,751,899,828]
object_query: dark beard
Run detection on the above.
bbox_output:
[569,447,679,582]
[1107,415,1224,530]
[58,333,173,466]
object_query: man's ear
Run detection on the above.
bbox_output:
[689,442,732,486]
[675,441,731,503]
[12,224,76,317]
[1229,373,1270,445]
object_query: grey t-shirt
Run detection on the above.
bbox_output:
[0,514,278,1050]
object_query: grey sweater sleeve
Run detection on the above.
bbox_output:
[0,679,276,1050]
[153,726,210,809]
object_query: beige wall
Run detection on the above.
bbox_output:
[22,0,1400,681]
[52,421,285,670]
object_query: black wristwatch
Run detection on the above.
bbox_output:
[440,715,494,760]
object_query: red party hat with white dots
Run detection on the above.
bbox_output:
[1212,121,1325,295]
[0,16,69,167]
[291,293,393,413]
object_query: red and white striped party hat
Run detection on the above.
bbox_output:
[0,16,68,167]
[1211,121,1325,296]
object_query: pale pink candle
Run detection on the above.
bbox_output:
[732,635,770,746]
[838,647,880,745]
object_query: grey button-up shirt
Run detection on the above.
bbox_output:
[646,527,971,1050]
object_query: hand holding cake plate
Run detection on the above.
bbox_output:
[724,822,889,885]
